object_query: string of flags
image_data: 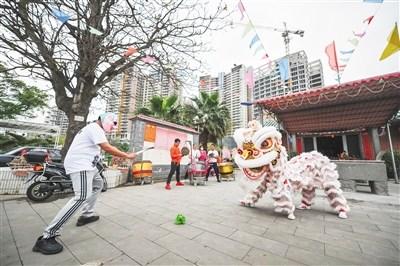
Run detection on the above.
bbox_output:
[325,0,384,82]
[51,7,156,64]
[237,0,271,67]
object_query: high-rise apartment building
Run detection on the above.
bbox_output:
[199,65,251,135]
[105,67,181,141]
[253,50,324,119]
[45,107,69,135]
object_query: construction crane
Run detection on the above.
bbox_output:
[238,22,304,55]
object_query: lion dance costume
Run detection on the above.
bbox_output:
[234,121,349,220]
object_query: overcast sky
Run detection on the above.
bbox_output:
[198,0,399,86]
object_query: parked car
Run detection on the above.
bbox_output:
[0,147,62,167]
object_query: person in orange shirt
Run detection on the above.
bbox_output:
[165,138,185,190]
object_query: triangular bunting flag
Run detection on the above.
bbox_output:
[363,15,374,24]
[253,44,263,56]
[124,47,138,57]
[88,26,103,36]
[348,38,359,46]
[141,55,156,64]
[340,49,355,54]
[51,8,70,23]
[380,23,400,61]
[277,58,289,81]
[249,34,260,48]
[353,30,366,38]
[238,0,245,20]
[242,22,253,38]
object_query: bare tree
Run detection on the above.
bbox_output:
[0,0,228,156]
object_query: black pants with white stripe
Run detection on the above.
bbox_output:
[43,170,102,239]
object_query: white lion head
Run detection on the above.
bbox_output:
[234,121,284,180]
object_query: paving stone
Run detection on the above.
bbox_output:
[286,246,355,265]
[113,234,168,265]
[105,213,143,228]
[243,247,304,265]
[0,242,21,266]
[93,203,121,217]
[58,224,98,246]
[358,241,400,261]
[10,223,44,249]
[103,254,140,265]
[155,233,211,263]
[86,219,133,243]
[1,224,14,245]
[135,211,171,226]
[219,219,267,236]
[325,227,396,248]
[18,243,77,266]
[193,231,251,260]
[196,248,249,266]
[124,220,170,241]
[377,224,400,234]
[149,252,194,265]
[229,230,288,257]
[160,222,204,239]
[191,220,236,237]
[265,221,298,235]
[66,236,122,264]
[263,230,325,253]
[351,224,400,242]
[295,229,361,252]
[325,244,399,266]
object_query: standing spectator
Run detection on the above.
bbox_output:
[222,146,232,162]
[198,145,207,162]
[205,143,220,182]
[165,138,185,190]
[191,144,200,162]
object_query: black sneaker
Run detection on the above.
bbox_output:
[76,215,99,226]
[32,236,63,255]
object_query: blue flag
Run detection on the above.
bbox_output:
[249,35,260,48]
[340,49,355,55]
[52,8,70,23]
[277,58,289,81]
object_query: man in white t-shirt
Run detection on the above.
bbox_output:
[205,143,220,182]
[33,113,136,255]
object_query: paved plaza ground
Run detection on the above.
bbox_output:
[1,171,400,266]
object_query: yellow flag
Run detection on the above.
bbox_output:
[379,23,400,61]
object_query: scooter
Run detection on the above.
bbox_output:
[26,159,107,202]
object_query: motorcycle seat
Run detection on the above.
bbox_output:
[47,162,65,168]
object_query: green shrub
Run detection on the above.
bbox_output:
[382,150,400,179]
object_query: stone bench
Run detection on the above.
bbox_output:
[332,160,388,195]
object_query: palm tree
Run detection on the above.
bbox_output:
[186,91,230,147]
[136,95,180,122]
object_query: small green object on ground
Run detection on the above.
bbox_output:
[175,214,186,225]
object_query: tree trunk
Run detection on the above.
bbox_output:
[60,84,95,160]
[199,131,208,150]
